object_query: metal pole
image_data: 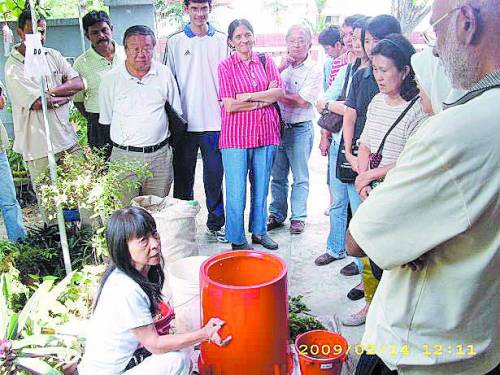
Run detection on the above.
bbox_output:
[39,80,72,275]
[77,1,87,54]
[29,0,72,275]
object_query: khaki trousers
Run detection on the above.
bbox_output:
[110,144,174,206]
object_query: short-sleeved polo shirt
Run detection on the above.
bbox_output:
[98,61,182,147]
[4,46,79,161]
[73,41,125,114]
[345,67,379,139]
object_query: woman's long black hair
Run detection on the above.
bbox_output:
[93,207,165,315]
[371,33,419,101]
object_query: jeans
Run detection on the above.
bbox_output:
[221,145,277,245]
[326,140,362,259]
[0,151,26,242]
[173,131,225,231]
[269,122,314,222]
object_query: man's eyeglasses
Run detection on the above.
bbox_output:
[423,6,480,47]
[127,47,154,56]
[423,7,461,47]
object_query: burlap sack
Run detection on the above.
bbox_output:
[131,195,200,264]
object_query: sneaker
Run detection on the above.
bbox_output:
[342,304,369,326]
[340,261,360,276]
[314,253,344,266]
[206,228,229,243]
[251,234,279,250]
[290,220,305,234]
[267,215,284,231]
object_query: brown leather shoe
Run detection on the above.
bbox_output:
[267,215,284,231]
[290,220,305,234]
[340,262,360,276]
[314,253,344,266]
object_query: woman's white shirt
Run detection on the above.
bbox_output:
[79,268,153,375]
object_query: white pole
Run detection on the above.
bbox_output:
[77,1,87,54]
[29,0,72,275]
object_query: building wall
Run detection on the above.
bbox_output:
[0,0,155,137]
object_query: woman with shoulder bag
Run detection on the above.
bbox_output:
[313,16,369,267]
[217,19,284,251]
[343,33,428,329]
[338,15,404,327]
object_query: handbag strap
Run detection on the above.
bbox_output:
[338,64,352,100]
[258,53,283,118]
[375,96,419,155]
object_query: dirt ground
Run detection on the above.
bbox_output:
[0,126,366,373]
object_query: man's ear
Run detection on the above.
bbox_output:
[457,5,480,45]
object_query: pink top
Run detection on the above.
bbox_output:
[327,51,349,87]
[218,52,283,149]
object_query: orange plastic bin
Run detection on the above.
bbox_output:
[198,250,292,374]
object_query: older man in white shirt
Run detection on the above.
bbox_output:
[267,24,323,235]
[347,0,500,374]
[99,25,182,204]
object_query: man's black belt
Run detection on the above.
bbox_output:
[111,138,169,153]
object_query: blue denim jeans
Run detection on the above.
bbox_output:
[269,122,314,222]
[221,145,277,245]
[0,151,26,242]
[326,140,362,260]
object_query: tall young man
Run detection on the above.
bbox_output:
[164,0,228,242]
[73,11,125,158]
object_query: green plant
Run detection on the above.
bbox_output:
[0,273,82,374]
[69,107,88,147]
[37,147,152,258]
[0,225,95,281]
[288,295,325,342]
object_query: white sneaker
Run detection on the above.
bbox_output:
[206,228,229,243]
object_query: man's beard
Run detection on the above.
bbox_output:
[438,27,481,90]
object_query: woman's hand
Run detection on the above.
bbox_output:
[203,318,231,347]
[319,134,331,156]
[235,93,251,102]
[268,80,278,89]
[345,153,358,173]
[355,171,374,194]
[359,185,372,200]
[0,95,5,111]
[316,99,327,113]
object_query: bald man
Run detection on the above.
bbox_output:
[346,1,500,374]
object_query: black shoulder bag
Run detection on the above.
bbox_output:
[165,100,187,148]
[317,64,352,134]
[368,96,420,169]
[336,96,418,183]
[258,53,286,136]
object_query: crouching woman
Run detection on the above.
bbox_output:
[79,207,229,374]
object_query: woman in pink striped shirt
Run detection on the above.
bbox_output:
[218,19,284,250]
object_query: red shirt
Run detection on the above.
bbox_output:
[218,52,283,149]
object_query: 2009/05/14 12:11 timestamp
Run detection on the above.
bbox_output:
[297,344,477,357]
